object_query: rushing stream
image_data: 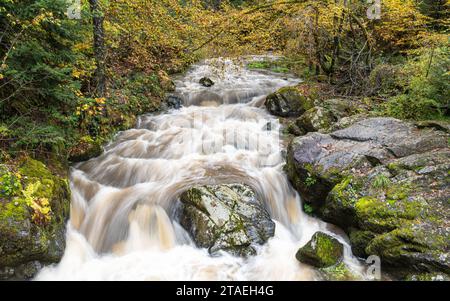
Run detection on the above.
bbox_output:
[36,56,366,280]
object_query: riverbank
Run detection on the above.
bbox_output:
[0,68,179,279]
[261,81,449,280]
[1,56,449,281]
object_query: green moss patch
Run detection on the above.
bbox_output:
[296,232,344,268]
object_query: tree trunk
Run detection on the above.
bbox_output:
[89,0,106,97]
[329,0,346,77]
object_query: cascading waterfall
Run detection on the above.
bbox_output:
[36,56,366,281]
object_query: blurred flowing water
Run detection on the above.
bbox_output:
[36,56,365,280]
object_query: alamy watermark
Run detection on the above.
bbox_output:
[66,0,381,21]
[366,255,382,280]
[67,0,81,20]
[367,0,382,20]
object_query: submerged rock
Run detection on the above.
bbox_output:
[265,86,314,117]
[178,184,275,257]
[296,232,343,268]
[165,95,183,110]
[199,77,215,87]
[0,158,70,280]
[286,117,450,278]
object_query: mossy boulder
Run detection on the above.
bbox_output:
[329,113,370,132]
[287,99,357,136]
[295,106,336,134]
[296,232,343,268]
[318,98,357,119]
[319,262,361,281]
[415,120,450,133]
[178,184,275,257]
[0,157,70,280]
[265,86,314,117]
[349,229,376,258]
[286,118,450,278]
[286,131,381,208]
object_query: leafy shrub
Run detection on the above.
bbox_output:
[303,203,314,214]
[305,174,317,187]
[385,44,450,120]
[6,117,68,155]
[371,174,392,191]
[0,166,22,197]
[367,62,405,97]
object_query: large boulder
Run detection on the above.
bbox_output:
[286,117,450,278]
[295,106,337,134]
[178,184,275,257]
[0,158,70,280]
[295,232,343,268]
[265,86,314,117]
[295,99,358,134]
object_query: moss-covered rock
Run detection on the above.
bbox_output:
[178,184,275,257]
[265,86,314,117]
[0,157,70,280]
[285,117,450,278]
[319,262,361,281]
[286,132,377,208]
[349,229,376,258]
[295,232,343,268]
[415,120,450,133]
[329,114,370,132]
[295,106,336,134]
[366,225,449,276]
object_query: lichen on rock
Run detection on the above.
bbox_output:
[0,157,70,280]
[178,184,275,257]
[295,231,344,268]
[265,86,314,117]
[286,117,450,278]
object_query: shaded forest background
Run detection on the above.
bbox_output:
[0,0,448,167]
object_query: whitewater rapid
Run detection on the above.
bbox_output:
[36,56,365,280]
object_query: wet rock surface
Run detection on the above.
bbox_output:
[296,231,343,268]
[0,158,70,280]
[199,77,215,87]
[178,184,275,257]
[265,86,314,117]
[164,95,183,110]
[286,117,450,278]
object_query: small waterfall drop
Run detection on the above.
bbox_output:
[36,56,365,281]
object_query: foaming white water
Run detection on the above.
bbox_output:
[36,57,366,281]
